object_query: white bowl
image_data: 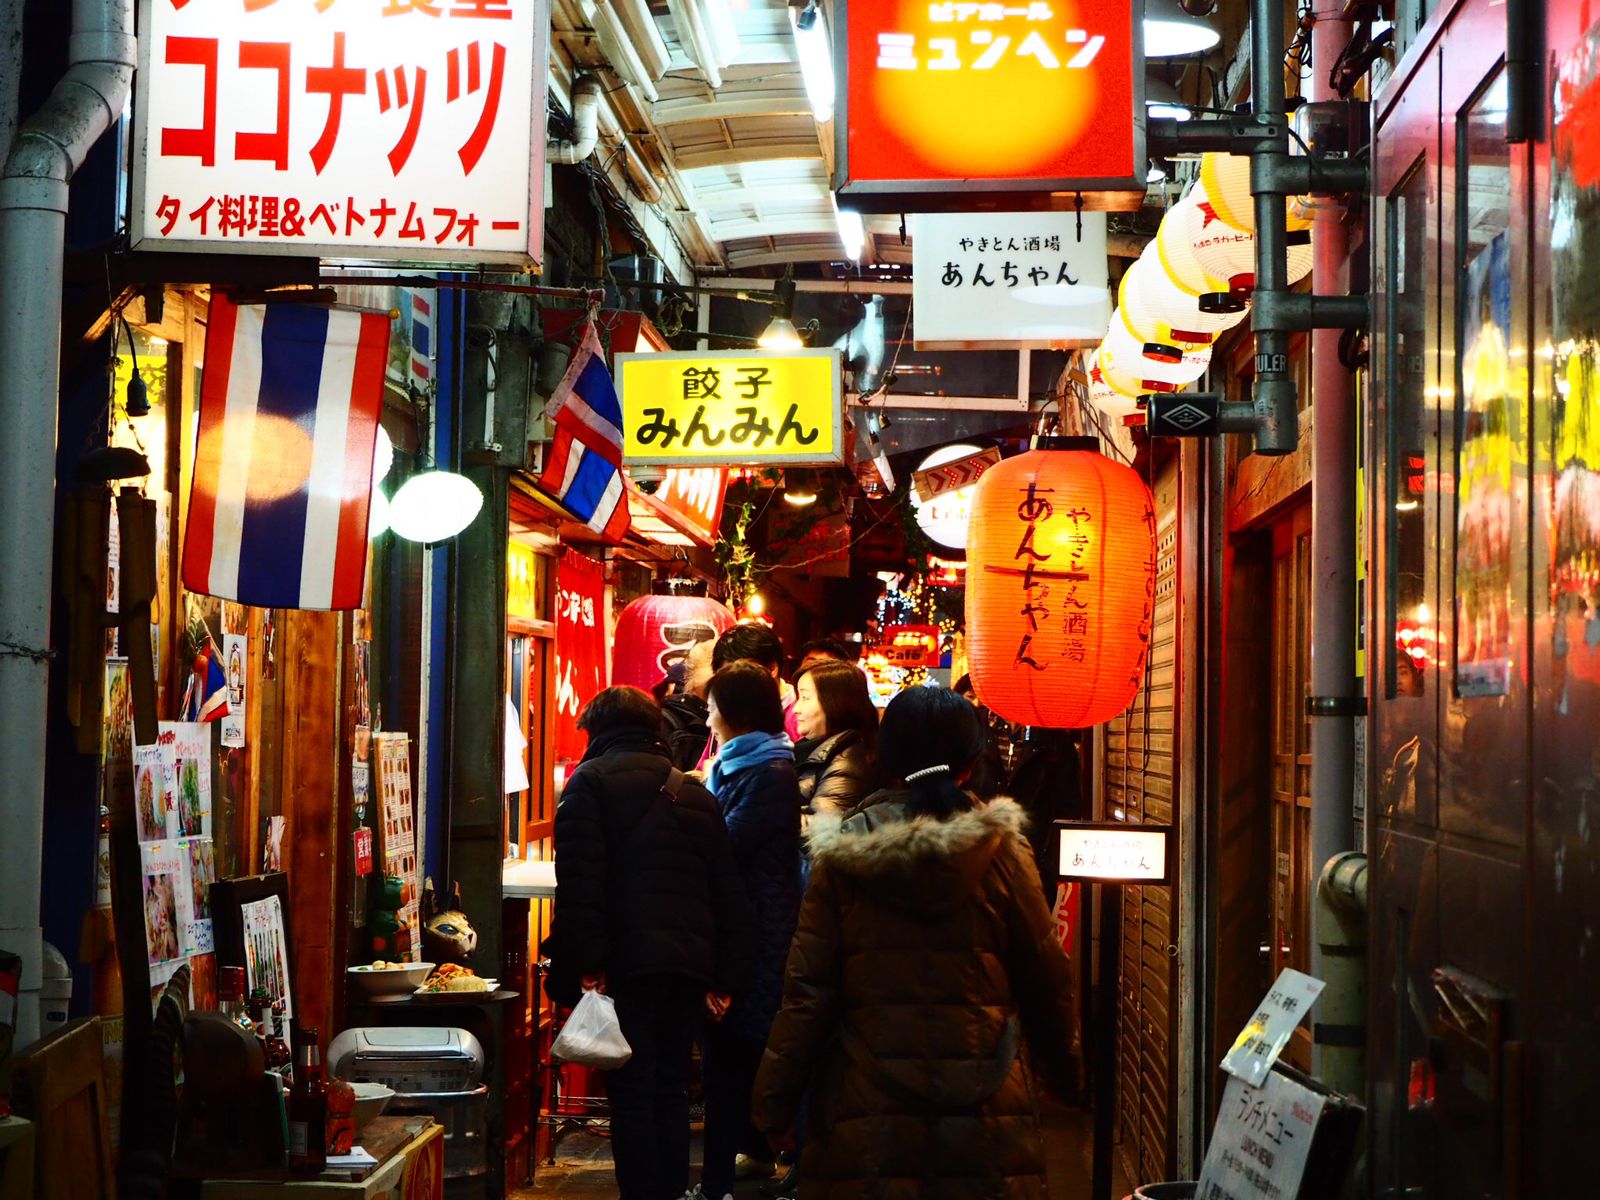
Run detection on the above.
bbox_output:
[348,1081,393,1130]
[346,961,435,998]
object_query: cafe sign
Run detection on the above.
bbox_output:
[835,0,1141,208]
[131,0,549,266]
[881,624,942,668]
[615,349,845,467]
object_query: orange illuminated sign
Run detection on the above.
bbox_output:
[836,0,1141,206]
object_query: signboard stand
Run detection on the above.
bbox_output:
[1196,1062,1362,1200]
[1057,820,1173,1200]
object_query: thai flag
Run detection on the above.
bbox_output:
[182,296,388,611]
[183,647,231,723]
[536,324,632,542]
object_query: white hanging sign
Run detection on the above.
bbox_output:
[911,211,1111,348]
[1220,968,1326,1088]
[131,0,549,267]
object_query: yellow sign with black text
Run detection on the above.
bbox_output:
[615,349,844,467]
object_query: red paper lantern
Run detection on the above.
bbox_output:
[611,594,737,691]
[965,441,1157,728]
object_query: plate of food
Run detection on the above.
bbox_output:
[413,963,498,998]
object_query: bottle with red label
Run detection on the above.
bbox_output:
[286,1026,327,1172]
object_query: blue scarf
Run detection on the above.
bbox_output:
[709,730,793,798]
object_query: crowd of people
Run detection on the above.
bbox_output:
[544,623,1083,1200]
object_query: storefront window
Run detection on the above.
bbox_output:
[1386,160,1433,695]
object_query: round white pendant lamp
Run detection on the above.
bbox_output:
[1143,0,1220,58]
[388,470,484,544]
[373,425,395,483]
[368,487,391,539]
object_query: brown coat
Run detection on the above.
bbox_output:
[752,793,1083,1199]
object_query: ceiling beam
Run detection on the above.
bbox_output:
[670,140,824,171]
[651,86,814,125]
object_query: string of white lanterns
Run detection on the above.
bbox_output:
[1084,152,1314,424]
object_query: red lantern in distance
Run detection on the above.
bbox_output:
[611,594,737,691]
[965,439,1157,728]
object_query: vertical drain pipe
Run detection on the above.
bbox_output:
[1306,9,1360,1082]
[1248,0,1297,455]
[0,0,135,1048]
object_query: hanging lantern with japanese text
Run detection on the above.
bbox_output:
[611,593,737,692]
[965,441,1156,728]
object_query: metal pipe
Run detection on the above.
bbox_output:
[1247,0,1296,455]
[1315,851,1367,1097]
[0,0,135,1050]
[547,74,603,165]
[1307,5,1360,1082]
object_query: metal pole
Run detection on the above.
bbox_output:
[1093,882,1122,1200]
[1249,0,1297,455]
[1306,9,1358,1074]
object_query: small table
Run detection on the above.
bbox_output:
[200,1117,442,1199]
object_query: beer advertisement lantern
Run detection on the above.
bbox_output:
[611,594,736,691]
[965,440,1156,728]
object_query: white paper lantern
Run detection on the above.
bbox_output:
[1198,152,1315,236]
[1119,246,1248,350]
[1100,308,1212,389]
[388,470,484,543]
[1086,350,1141,417]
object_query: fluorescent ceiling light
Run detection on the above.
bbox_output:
[1144,0,1220,58]
[835,204,866,260]
[790,2,835,123]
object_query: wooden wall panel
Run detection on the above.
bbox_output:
[279,610,341,1042]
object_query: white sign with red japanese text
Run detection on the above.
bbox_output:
[132,0,549,267]
[1196,1070,1326,1200]
[911,211,1110,348]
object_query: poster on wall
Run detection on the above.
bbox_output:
[220,634,247,747]
[1455,229,1515,697]
[161,721,213,839]
[241,894,294,1021]
[375,733,420,959]
[554,551,607,763]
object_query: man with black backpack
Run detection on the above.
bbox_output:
[545,685,755,1200]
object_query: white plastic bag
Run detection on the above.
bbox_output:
[551,988,632,1069]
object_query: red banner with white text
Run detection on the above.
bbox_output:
[554,551,607,763]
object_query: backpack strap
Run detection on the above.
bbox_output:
[661,767,686,801]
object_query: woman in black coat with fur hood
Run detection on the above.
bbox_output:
[753,687,1082,1199]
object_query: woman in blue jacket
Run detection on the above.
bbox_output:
[701,660,802,1200]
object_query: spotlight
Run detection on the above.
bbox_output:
[1144,0,1219,57]
[782,469,818,506]
[760,268,804,349]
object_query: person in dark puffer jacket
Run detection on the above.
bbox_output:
[702,661,802,1200]
[753,687,1082,1200]
[545,686,755,1200]
[792,659,877,820]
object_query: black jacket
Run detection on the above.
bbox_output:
[794,730,874,818]
[544,727,756,1008]
[713,756,801,1041]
